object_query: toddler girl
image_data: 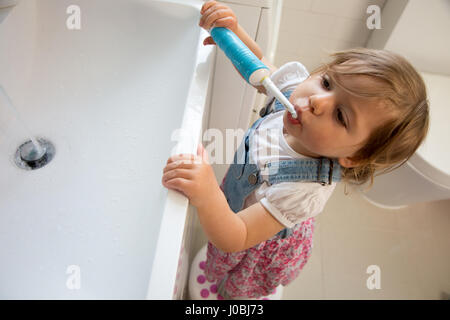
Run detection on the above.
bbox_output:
[162,1,429,299]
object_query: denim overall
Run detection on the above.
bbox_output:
[221,90,342,238]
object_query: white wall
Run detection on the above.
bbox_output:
[275,0,386,72]
[382,0,450,75]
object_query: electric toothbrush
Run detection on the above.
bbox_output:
[210,27,298,119]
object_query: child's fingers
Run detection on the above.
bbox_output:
[162,177,190,195]
[210,16,237,30]
[163,160,194,174]
[200,1,223,19]
[201,8,233,30]
[200,0,216,15]
[203,36,216,46]
[199,4,231,29]
[166,153,196,164]
[162,168,194,183]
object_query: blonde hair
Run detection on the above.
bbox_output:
[311,48,429,187]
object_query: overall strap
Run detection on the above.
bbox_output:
[259,90,294,117]
[265,158,342,185]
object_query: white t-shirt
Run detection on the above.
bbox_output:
[242,62,337,228]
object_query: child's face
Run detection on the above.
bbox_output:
[283,72,389,168]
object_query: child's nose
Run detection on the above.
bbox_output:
[310,93,334,116]
[293,97,310,112]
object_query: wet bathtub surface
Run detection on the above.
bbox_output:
[0,0,206,298]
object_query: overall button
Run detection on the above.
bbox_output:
[248,173,258,185]
[259,106,267,117]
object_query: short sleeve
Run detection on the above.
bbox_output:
[259,182,335,228]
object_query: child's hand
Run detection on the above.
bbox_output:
[162,144,220,209]
[199,0,238,45]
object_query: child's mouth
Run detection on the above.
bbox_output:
[287,109,301,125]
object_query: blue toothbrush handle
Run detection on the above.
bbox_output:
[210,27,269,84]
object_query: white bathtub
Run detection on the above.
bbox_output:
[0,0,214,299]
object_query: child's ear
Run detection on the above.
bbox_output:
[338,157,359,168]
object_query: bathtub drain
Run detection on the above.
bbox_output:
[14,138,55,170]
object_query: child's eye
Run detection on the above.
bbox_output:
[337,108,347,128]
[321,75,331,90]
